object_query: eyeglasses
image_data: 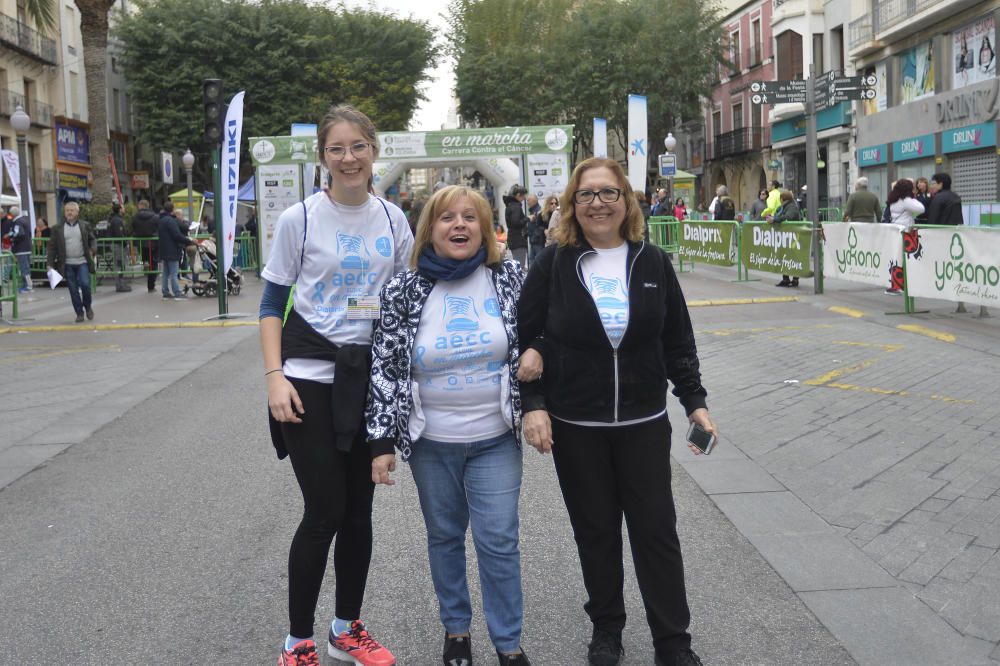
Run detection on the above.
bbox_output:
[323,142,372,160]
[573,187,622,205]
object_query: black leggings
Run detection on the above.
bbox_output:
[282,377,375,638]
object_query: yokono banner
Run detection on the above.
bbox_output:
[904,227,1000,307]
[822,222,904,288]
[741,223,813,276]
[679,221,737,267]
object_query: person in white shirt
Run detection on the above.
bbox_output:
[260,104,410,666]
[886,178,925,229]
[367,186,542,666]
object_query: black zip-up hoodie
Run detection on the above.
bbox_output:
[517,240,707,423]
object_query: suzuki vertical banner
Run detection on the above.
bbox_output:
[903,228,1000,306]
[741,223,814,276]
[626,95,647,193]
[822,223,904,288]
[678,221,737,266]
[593,118,608,158]
[221,91,246,273]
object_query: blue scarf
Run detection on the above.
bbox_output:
[417,245,487,281]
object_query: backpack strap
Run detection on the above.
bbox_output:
[300,201,308,268]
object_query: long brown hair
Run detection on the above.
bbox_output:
[553,157,645,247]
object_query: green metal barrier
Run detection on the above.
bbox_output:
[818,207,842,223]
[647,216,689,272]
[0,250,20,319]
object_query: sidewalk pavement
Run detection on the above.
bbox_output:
[2,265,1000,664]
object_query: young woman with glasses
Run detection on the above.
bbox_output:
[260,104,413,666]
[517,157,716,666]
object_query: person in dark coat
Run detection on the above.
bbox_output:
[132,199,160,292]
[927,172,964,226]
[108,202,131,292]
[504,186,530,268]
[157,201,190,299]
[767,189,802,288]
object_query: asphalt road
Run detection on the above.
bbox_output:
[0,334,850,665]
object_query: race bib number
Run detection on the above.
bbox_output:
[346,296,380,320]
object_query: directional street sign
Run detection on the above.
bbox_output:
[750,80,808,104]
[813,73,878,111]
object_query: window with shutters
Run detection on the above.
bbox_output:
[776,30,803,80]
[952,152,998,201]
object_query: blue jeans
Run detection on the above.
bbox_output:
[161,260,181,296]
[15,253,31,289]
[408,431,523,652]
[63,262,92,314]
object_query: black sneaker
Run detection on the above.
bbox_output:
[790,278,799,287]
[443,633,472,666]
[588,628,624,666]
[496,648,532,665]
[655,647,704,666]
[85,307,94,320]
[775,279,791,287]
[74,313,85,323]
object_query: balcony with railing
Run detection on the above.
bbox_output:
[0,90,53,127]
[706,127,771,161]
[849,15,873,51]
[854,0,984,52]
[0,13,58,65]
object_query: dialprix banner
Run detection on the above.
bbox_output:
[904,228,1000,307]
[822,223,903,288]
[741,223,813,277]
[679,221,736,267]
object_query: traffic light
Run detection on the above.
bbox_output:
[203,79,224,145]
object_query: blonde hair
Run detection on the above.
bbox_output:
[410,186,501,268]
[553,157,645,247]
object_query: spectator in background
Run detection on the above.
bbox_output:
[637,191,651,222]
[528,195,553,263]
[36,217,50,238]
[108,202,132,292]
[651,188,670,216]
[843,177,883,223]
[914,177,932,223]
[158,202,190,299]
[927,172,964,226]
[7,206,33,293]
[47,202,96,323]
[673,197,687,222]
[750,189,768,220]
[132,200,160,293]
[796,185,808,214]
[886,178,924,229]
[762,180,783,219]
[712,185,736,221]
[545,195,561,246]
[767,189,802,288]
[504,186,530,268]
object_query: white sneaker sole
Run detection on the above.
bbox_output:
[328,643,396,665]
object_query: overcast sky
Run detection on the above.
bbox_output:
[336,0,454,132]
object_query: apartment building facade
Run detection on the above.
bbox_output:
[850,0,1000,203]
[0,0,59,219]
[704,0,777,211]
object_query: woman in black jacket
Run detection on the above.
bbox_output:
[517,157,715,666]
[767,189,802,288]
[503,186,529,267]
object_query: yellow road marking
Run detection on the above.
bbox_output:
[831,340,903,352]
[0,344,122,365]
[688,296,798,307]
[827,382,910,396]
[896,324,955,343]
[0,320,258,335]
[804,359,877,386]
[930,394,976,404]
[705,324,835,337]
[829,306,864,318]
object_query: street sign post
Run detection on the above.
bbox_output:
[658,153,676,177]
[813,73,878,111]
[750,80,807,105]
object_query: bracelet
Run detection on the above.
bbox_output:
[265,368,284,377]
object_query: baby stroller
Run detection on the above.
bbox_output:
[189,237,243,297]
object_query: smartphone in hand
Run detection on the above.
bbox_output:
[686,422,717,455]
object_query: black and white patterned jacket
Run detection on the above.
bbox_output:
[366,260,527,460]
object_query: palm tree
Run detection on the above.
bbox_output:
[23,0,116,205]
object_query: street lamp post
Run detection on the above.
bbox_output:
[10,105,31,218]
[182,149,195,230]
[663,133,677,212]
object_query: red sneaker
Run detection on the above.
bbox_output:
[278,639,320,666]
[328,620,396,665]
